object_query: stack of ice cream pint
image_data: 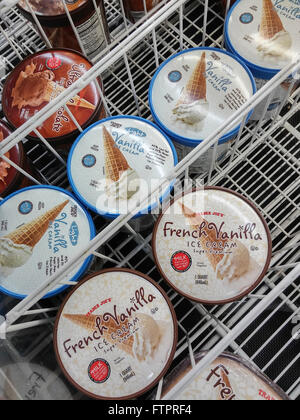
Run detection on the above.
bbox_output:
[0,0,297,400]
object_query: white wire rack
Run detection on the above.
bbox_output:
[0,0,299,401]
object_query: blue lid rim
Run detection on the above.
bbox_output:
[224,0,289,80]
[67,115,178,220]
[148,47,257,147]
[0,185,96,300]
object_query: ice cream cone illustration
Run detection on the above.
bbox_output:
[44,82,96,110]
[173,52,209,125]
[260,0,284,41]
[176,52,207,106]
[11,61,95,110]
[256,0,292,57]
[180,202,227,271]
[63,313,135,356]
[4,200,69,250]
[180,202,251,282]
[103,126,140,200]
[0,130,11,186]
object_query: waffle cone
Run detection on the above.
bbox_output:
[260,0,285,40]
[5,200,69,249]
[180,202,227,271]
[176,52,207,107]
[64,314,134,356]
[103,126,131,184]
[44,81,96,110]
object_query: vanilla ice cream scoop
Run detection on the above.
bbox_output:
[133,313,161,362]
[106,168,140,201]
[0,237,32,278]
[173,100,209,125]
[255,31,292,58]
[216,241,250,282]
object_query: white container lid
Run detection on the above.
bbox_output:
[149,48,256,147]
[153,187,272,305]
[0,185,95,299]
[54,268,178,400]
[67,116,178,219]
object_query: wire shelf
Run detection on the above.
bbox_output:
[0,0,299,401]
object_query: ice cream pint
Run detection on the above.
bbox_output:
[18,0,109,60]
[152,187,272,304]
[2,49,103,149]
[159,352,289,400]
[0,120,31,198]
[122,0,162,22]
[0,185,95,300]
[54,268,178,400]
[67,116,178,219]
[149,48,256,173]
[225,0,300,121]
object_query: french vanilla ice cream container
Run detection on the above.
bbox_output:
[149,48,256,173]
[0,120,31,198]
[67,116,178,219]
[152,187,272,304]
[2,49,103,148]
[0,185,95,300]
[54,268,178,400]
[225,0,300,120]
[159,352,289,400]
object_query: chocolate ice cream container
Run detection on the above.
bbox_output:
[149,48,256,173]
[67,116,178,220]
[18,0,109,60]
[159,352,289,400]
[0,120,32,198]
[152,187,272,305]
[225,0,300,120]
[0,185,95,300]
[53,268,178,400]
[2,49,103,149]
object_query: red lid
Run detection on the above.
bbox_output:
[0,120,23,196]
[2,49,102,143]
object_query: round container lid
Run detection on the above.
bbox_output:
[67,116,178,219]
[160,352,289,400]
[225,0,300,80]
[0,120,23,197]
[152,187,272,305]
[0,185,95,300]
[0,362,73,401]
[54,268,178,400]
[149,47,256,147]
[2,49,102,143]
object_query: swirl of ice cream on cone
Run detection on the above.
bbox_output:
[173,52,209,125]
[255,0,292,58]
[103,126,140,201]
[180,202,250,282]
[0,200,69,278]
[11,61,96,111]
